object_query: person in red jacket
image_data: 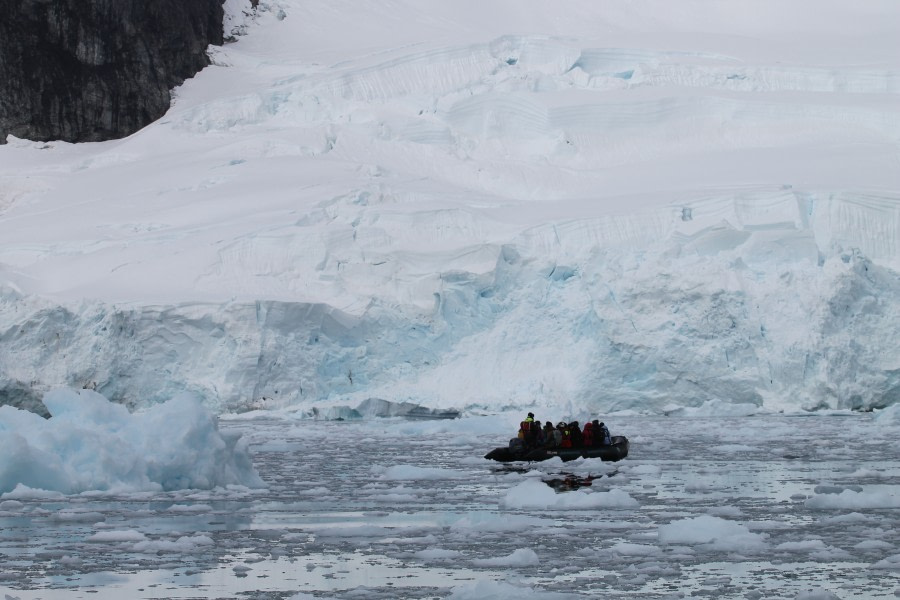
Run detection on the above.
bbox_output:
[558,422,572,448]
[582,421,594,447]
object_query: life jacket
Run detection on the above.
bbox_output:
[519,421,537,446]
[543,427,555,447]
[569,424,582,448]
[599,424,611,446]
[560,428,572,448]
[582,423,594,447]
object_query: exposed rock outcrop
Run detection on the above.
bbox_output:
[0,0,224,144]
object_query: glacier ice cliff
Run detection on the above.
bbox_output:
[2,192,898,415]
[2,1,899,416]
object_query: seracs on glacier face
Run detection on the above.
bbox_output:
[1,0,899,414]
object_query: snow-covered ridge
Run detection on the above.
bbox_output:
[1,0,899,414]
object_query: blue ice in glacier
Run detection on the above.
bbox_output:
[0,388,263,494]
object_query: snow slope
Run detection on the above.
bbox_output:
[1,0,899,413]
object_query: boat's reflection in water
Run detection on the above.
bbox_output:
[542,470,619,492]
[491,465,619,491]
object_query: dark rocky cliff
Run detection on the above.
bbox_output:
[0,0,224,144]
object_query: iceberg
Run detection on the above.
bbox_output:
[0,388,263,495]
[289,398,460,420]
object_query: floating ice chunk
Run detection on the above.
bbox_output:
[853,540,893,550]
[661,400,760,417]
[712,444,757,453]
[357,483,421,502]
[59,555,84,567]
[501,479,638,510]
[794,589,841,600]
[378,465,467,480]
[548,458,617,477]
[42,388,131,427]
[610,542,662,556]
[775,540,828,552]
[448,579,581,599]
[355,398,460,420]
[449,512,549,533]
[378,534,438,545]
[376,493,419,502]
[0,389,263,494]
[472,548,540,567]
[813,484,862,494]
[167,504,213,513]
[850,468,882,478]
[819,512,878,525]
[658,515,766,552]
[127,390,264,491]
[308,524,404,538]
[48,509,105,522]
[386,415,508,437]
[251,441,305,452]
[707,506,743,518]
[414,547,463,560]
[131,534,215,553]
[805,489,900,509]
[627,464,661,475]
[0,484,65,501]
[685,478,717,491]
[872,404,900,424]
[86,529,148,543]
[297,486,331,496]
[871,554,900,570]
[295,398,461,422]
[0,430,72,494]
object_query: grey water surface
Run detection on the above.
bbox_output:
[1,415,899,599]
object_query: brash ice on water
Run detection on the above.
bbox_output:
[1,0,900,598]
[2,409,900,599]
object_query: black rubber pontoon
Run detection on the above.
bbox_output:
[485,436,629,463]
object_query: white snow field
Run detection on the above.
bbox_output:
[1,1,900,597]
[2,412,900,599]
[1,0,899,415]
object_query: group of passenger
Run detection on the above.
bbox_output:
[513,412,612,450]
